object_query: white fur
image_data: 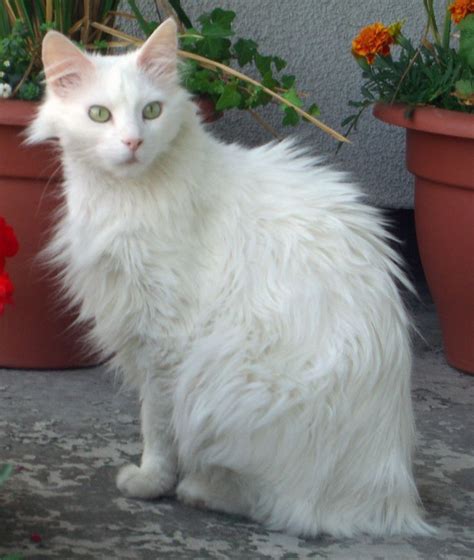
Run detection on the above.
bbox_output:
[28,21,432,537]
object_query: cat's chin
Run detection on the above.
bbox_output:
[107,159,151,179]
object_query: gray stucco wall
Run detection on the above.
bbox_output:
[125,1,446,208]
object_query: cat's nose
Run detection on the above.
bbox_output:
[122,138,143,152]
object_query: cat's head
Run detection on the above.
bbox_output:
[28,19,190,178]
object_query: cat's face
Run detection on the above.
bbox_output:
[36,19,187,178]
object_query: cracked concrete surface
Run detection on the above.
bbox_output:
[0,292,473,559]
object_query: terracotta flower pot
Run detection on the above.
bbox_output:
[194,95,222,123]
[374,103,474,374]
[0,99,97,369]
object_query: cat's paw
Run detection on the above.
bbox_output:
[116,463,175,500]
[176,476,211,510]
[177,471,249,516]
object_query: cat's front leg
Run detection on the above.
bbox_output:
[117,374,177,500]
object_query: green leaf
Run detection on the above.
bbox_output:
[200,22,234,39]
[179,30,201,50]
[209,8,236,28]
[261,71,278,89]
[93,39,108,52]
[233,38,257,66]
[18,81,41,100]
[455,79,474,96]
[458,14,474,69]
[198,37,231,61]
[273,56,287,72]
[282,106,299,126]
[198,8,235,34]
[281,87,303,108]
[281,74,295,89]
[246,85,271,108]
[255,53,273,76]
[308,103,320,116]
[215,84,242,110]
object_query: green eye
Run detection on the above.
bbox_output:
[143,101,162,120]
[88,105,111,123]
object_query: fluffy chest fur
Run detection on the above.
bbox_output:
[55,161,209,368]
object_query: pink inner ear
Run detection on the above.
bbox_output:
[138,48,177,80]
[46,60,86,97]
[137,19,178,80]
[55,73,82,96]
[42,31,94,96]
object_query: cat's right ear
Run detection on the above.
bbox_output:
[42,31,94,97]
[137,18,178,81]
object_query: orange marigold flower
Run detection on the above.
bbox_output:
[352,22,396,64]
[449,0,474,23]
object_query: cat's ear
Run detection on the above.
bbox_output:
[42,31,94,97]
[137,18,178,80]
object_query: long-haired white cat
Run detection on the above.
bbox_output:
[28,19,431,537]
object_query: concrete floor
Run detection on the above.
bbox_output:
[0,288,473,559]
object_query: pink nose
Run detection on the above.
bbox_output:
[122,138,143,152]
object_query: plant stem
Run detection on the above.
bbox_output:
[11,56,34,97]
[248,109,283,140]
[423,0,441,44]
[442,7,452,50]
[168,0,192,29]
[391,47,422,103]
[127,0,150,37]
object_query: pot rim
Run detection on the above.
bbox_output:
[0,99,40,127]
[373,102,474,140]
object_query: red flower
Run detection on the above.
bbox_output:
[0,217,19,270]
[30,532,43,544]
[0,271,14,314]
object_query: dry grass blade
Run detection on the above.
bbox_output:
[3,0,18,25]
[90,21,141,45]
[69,17,85,36]
[46,0,53,23]
[248,109,283,140]
[86,40,130,49]
[81,0,90,45]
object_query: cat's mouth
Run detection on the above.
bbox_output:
[123,155,139,165]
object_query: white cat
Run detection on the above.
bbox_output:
[28,19,432,537]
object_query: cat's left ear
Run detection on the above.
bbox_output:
[42,31,94,97]
[137,18,178,80]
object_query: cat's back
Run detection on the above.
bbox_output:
[219,139,394,277]
[204,138,408,340]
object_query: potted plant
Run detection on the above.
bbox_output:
[345,0,474,374]
[0,1,121,368]
[0,1,347,369]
